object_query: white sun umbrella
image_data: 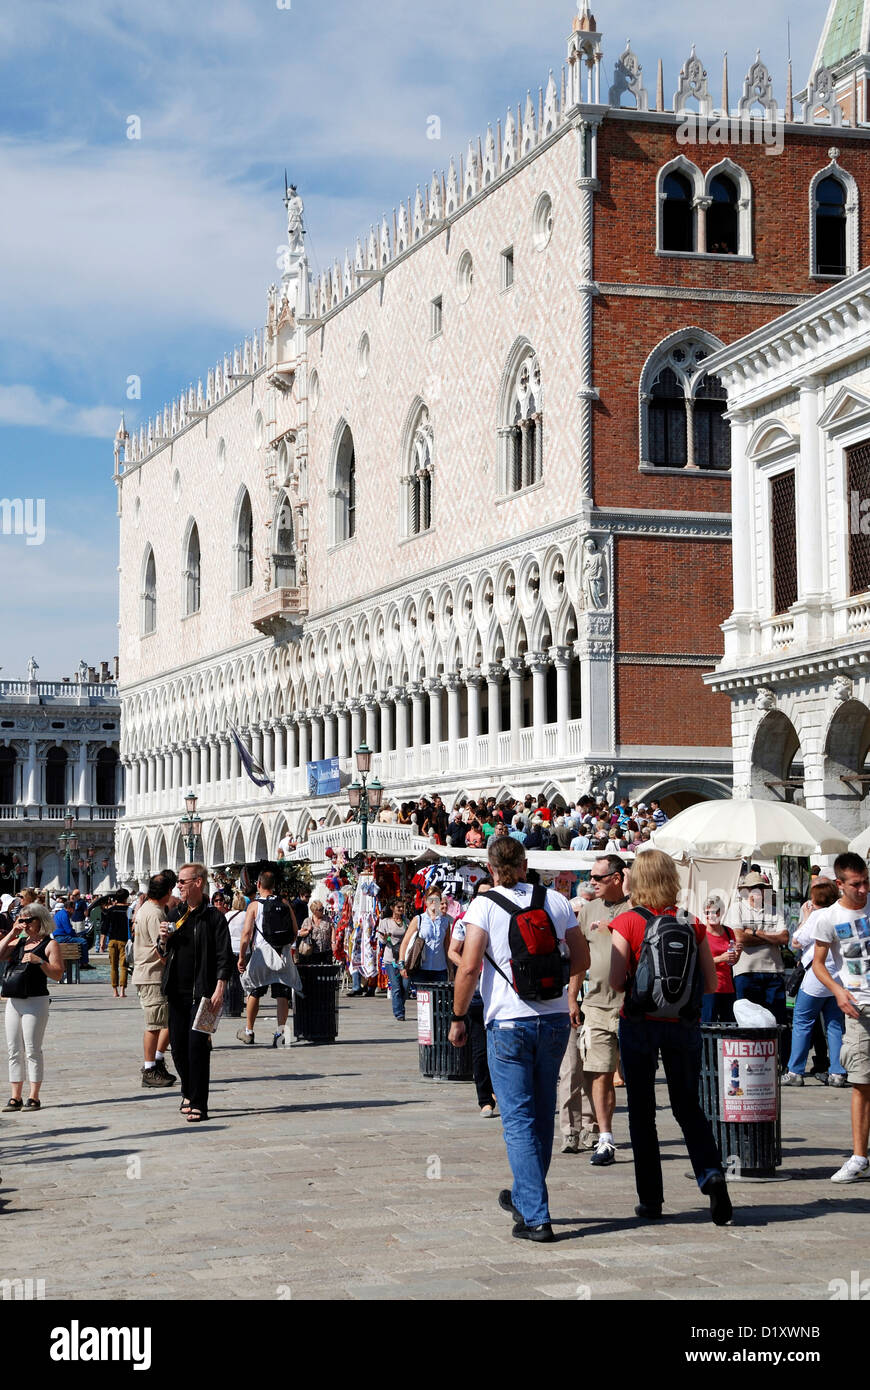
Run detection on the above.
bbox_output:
[650,797,849,859]
[849,824,870,857]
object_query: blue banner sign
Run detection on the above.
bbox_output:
[306,758,340,797]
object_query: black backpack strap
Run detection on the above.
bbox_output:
[484,889,521,918]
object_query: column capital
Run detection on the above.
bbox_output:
[330,701,346,717]
[346,697,363,714]
[443,671,462,694]
[390,687,409,706]
[464,668,484,690]
[486,663,505,685]
[408,681,425,699]
[798,374,825,394]
[506,656,526,678]
[424,677,442,696]
[526,651,551,675]
[550,645,573,666]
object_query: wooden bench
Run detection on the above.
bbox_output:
[59,942,81,984]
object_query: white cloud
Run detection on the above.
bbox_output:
[0,385,119,438]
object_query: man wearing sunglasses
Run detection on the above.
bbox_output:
[559,855,630,1164]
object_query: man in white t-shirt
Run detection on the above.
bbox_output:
[811,853,870,1183]
[449,838,588,1242]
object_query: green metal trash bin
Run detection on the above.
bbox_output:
[417,981,472,1081]
[700,1023,782,1178]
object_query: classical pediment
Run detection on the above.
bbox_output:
[747,419,798,462]
[817,385,870,433]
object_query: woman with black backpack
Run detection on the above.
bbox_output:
[609,850,732,1226]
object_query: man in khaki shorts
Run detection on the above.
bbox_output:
[560,855,630,1165]
[132,870,178,1089]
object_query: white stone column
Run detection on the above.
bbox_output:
[507,657,524,763]
[426,679,442,765]
[24,740,37,804]
[310,710,323,764]
[182,745,192,791]
[252,726,264,770]
[284,717,298,788]
[337,704,350,761]
[364,699,378,752]
[798,376,825,608]
[394,691,409,778]
[273,721,285,777]
[379,693,392,756]
[445,672,461,768]
[219,738,229,785]
[324,708,337,760]
[410,684,425,775]
[486,665,503,768]
[262,725,274,782]
[230,737,240,781]
[465,671,482,769]
[198,741,208,789]
[528,653,549,762]
[298,716,310,772]
[552,646,572,758]
[349,700,363,756]
[76,742,89,805]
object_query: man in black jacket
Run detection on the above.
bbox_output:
[158,862,232,1123]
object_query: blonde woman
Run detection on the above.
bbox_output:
[609,849,731,1226]
[0,904,64,1110]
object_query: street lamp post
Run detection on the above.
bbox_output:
[58,811,79,891]
[346,743,384,855]
[179,791,205,863]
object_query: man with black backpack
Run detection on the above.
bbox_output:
[449,836,589,1243]
[236,871,298,1047]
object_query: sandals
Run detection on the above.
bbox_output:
[3,1098,22,1112]
[186,1109,209,1123]
[24,1098,41,1110]
[179,1098,191,1114]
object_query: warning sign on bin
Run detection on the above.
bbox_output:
[719,1036,777,1122]
[417,990,432,1046]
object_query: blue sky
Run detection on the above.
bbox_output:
[0,0,820,680]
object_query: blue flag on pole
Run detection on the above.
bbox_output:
[229,725,274,793]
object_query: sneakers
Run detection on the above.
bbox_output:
[578,1127,599,1151]
[701,1173,733,1226]
[141,1066,172,1089]
[498,1189,523,1224]
[271,1031,285,1049]
[590,1139,616,1167]
[154,1059,176,1085]
[781,1072,804,1087]
[512,1222,555,1243]
[236,1029,255,1045]
[813,1071,829,1086]
[831,1155,870,1183]
[828,1073,849,1089]
[560,1132,580,1154]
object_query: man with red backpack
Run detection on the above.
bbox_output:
[449,836,589,1243]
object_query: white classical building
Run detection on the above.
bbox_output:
[705,264,870,840]
[114,1,870,883]
[0,663,122,891]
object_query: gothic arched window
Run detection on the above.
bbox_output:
[509,353,542,492]
[811,164,858,279]
[234,490,254,591]
[183,521,201,615]
[707,174,739,255]
[641,332,729,471]
[141,545,157,636]
[661,171,695,252]
[272,493,297,588]
[405,406,434,536]
[330,422,357,545]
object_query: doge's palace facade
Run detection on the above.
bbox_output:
[116,2,870,883]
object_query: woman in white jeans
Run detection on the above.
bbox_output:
[1,904,64,1110]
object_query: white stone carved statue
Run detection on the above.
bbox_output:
[26,656,39,682]
[754,687,775,712]
[833,675,853,704]
[582,538,607,610]
[285,184,305,254]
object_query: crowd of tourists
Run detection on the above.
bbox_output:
[1,831,868,1242]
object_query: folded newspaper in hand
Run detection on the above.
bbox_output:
[192,996,222,1035]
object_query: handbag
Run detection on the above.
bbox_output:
[404,927,425,974]
[1,944,30,1000]
[786,958,807,998]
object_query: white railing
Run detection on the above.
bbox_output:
[847,598,870,633]
[497,731,512,762]
[770,617,795,649]
[542,723,558,759]
[0,803,125,822]
[295,823,431,866]
[519,729,534,761]
[0,681,118,699]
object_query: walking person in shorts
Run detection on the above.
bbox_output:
[132,871,177,1088]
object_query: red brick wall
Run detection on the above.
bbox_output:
[616,665,732,746]
[614,536,733,745]
[592,119,870,511]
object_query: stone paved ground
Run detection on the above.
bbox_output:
[1,970,868,1302]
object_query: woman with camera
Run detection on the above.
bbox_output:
[1,905,64,1110]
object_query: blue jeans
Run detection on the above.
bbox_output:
[486,1014,572,1227]
[787,991,846,1076]
[619,1016,724,1210]
[735,972,789,1064]
[386,963,411,1019]
[701,993,735,1024]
